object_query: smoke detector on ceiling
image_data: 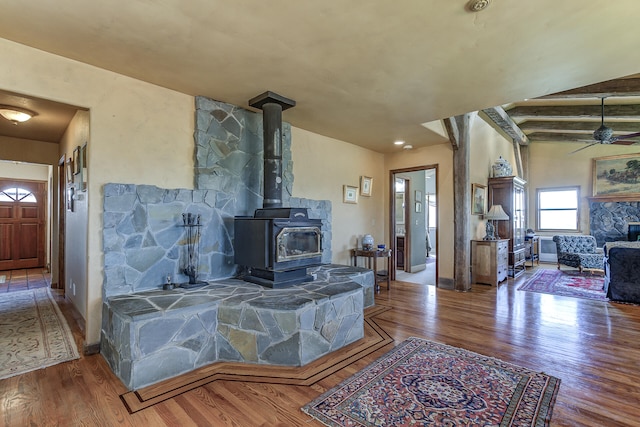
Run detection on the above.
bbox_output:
[466,0,491,12]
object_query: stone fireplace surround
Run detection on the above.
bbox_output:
[590,200,640,246]
[100,97,370,390]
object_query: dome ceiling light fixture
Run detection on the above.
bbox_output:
[0,105,37,125]
[466,0,491,12]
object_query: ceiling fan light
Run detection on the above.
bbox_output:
[0,106,36,124]
[593,124,613,142]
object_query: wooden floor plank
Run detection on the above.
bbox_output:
[1,265,640,425]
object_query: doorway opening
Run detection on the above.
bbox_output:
[390,166,437,285]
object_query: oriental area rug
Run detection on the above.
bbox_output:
[0,288,79,380]
[302,337,560,426]
[517,269,607,302]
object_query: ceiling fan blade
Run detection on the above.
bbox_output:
[568,142,599,154]
[612,140,638,146]
[610,131,640,142]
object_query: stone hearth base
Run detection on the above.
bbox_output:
[101,264,374,390]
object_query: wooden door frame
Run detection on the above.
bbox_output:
[389,165,439,283]
[57,155,66,291]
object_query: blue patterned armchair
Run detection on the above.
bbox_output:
[553,235,604,272]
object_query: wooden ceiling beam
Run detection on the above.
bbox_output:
[527,132,640,143]
[538,77,640,99]
[527,132,595,142]
[507,104,640,119]
[520,120,640,133]
[479,106,529,145]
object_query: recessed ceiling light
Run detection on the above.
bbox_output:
[403,144,413,150]
[394,140,405,145]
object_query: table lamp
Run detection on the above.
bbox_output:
[483,204,509,240]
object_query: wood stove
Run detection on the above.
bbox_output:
[235,208,322,288]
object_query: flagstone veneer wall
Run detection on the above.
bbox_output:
[590,201,640,246]
[102,97,332,297]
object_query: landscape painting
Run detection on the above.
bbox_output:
[593,153,640,197]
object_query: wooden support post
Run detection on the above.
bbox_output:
[447,113,473,292]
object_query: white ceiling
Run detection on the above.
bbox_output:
[1,1,640,152]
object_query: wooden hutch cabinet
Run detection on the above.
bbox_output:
[488,176,527,278]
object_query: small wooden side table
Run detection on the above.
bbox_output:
[525,236,540,268]
[351,248,392,292]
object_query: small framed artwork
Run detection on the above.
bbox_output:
[343,185,358,204]
[360,176,373,197]
[80,143,88,191]
[471,183,486,215]
[73,146,81,175]
[66,157,74,184]
[415,190,422,202]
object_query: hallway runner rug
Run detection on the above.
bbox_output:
[0,288,79,380]
[302,337,560,426]
[517,269,607,302]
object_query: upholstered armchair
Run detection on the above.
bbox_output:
[553,235,605,272]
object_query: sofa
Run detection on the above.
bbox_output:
[603,241,640,304]
[553,235,605,272]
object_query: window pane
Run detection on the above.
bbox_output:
[539,190,577,209]
[0,187,37,203]
[540,210,578,230]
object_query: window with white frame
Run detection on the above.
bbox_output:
[536,186,579,231]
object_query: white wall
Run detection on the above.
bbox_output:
[291,127,386,265]
[59,110,89,318]
[528,141,640,236]
[0,38,194,346]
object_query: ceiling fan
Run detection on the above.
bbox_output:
[571,98,640,153]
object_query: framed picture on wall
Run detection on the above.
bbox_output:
[80,143,88,191]
[471,183,486,215]
[592,153,640,197]
[360,176,373,196]
[66,157,74,184]
[73,146,81,175]
[343,185,358,204]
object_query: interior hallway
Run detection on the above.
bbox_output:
[395,255,436,285]
[0,268,51,293]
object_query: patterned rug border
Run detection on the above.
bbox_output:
[302,337,561,427]
[517,269,608,302]
[0,288,79,380]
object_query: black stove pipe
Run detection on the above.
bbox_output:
[248,91,296,209]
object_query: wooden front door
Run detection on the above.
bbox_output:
[0,179,46,271]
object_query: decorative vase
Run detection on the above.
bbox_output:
[492,156,513,177]
[362,234,374,251]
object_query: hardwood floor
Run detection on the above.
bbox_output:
[1,266,639,426]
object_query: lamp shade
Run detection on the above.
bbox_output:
[485,204,509,221]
